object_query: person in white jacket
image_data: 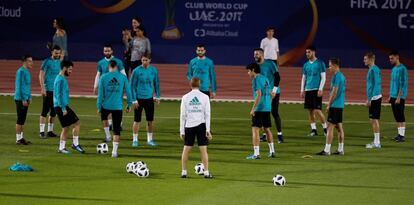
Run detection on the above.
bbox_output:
[180,77,213,179]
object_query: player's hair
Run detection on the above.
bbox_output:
[266,26,275,32]
[109,60,118,68]
[54,17,65,30]
[21,55,32,62]
[364,52,375,59]
[136,25,146,36]
[254,48,264,53]
[389,50,399,56]
[142,53,151,59]
[191,77,200,88]
[329,58,340,67]
[196,44,205,49]
[104,44,113,49]
[246,63,261,73]
[132,16,142,24]
[306,45,316,51]
[61,60,73,70]
[52,45,61,51]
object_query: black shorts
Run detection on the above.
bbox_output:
[41,91,56,117]
[369,98,381,120]
[390,98,405,122]
[101,108,123,135]
[134,98,154,122]
[55,106,79,128]
[184,123,209,146]
[15,100,28,125]
[327,108,343,124]
[304,90,322,110]
[200,90,210,98]
[252,111,272,128]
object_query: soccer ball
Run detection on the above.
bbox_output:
[134,166,150,178]
[126,162,135,174]
[194,163,204,175]
[272,174,286,186]
[97,143,108,154]
[135,161,147,169]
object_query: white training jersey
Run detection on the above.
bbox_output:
[180,89,211,135]
[260,37,279,60]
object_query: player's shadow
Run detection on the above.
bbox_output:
[0,192,118,202]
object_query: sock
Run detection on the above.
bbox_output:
[147,133,153,142]
[47,123,54,132]
[40,123,45,133]
[399,127,405,137]
[133,133,138,142]
[277,132,282,136]
[322,122,327,129]
[253,146,260,156]
[73,136,79,146]
[59,140,66,150]
[324,144,331,153]
[204,170,210,176]
[104,127,111,140]
[374,133,380,145]
[268,142,275,153]
[338,143,344,152]
[108,119,113,126]
[21,132,24,138]
[16,133,22,141]
[181,170,187,176]
[112,142,119,154]
[310,123,317,130]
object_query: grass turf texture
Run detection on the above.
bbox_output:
[0,96,413,205]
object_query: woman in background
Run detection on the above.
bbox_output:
[48,17,68,61]
[129,25,151,73]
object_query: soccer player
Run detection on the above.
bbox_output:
[388,51,408,143]
[179,77,213,178]
[260,27,280,67]
[187,44,217,98]
[364,52,382,149]
[14,55,33,145]
[317,58,346,156]
[93,44,126,140]
[254,48,283,143]
[97,60,133,157]
[54,60,85,154]
[301,46,327,137]
[38,45,61,139]
[245,63,275,159]
[130,54,161,147]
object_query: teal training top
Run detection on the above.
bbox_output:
[41,57,61,91]
[97,57,125,75]
[366,65,382,101]
[187,57,217,93]
[252,74,271,112]
[260,60,281,94]
[53,74,69,112]
[302,59,326,91]
[330,71,346,108]
[14,66,31,101]
[130,65,161,99]
[390,64,408,99]
[97,71,133,111]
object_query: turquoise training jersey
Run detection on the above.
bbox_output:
[259,59,281,94]
[366,65,382,101]
[41,57,61,91]
[97,57,125,74]
[330,71,346,108]
[14,66,31,101]
[97,71,132,111]
[53,74,69,112]
[187,57,217,93]
[390,64,408,99]
[302,59,326,91]
[130,65,161,99]
[252,74,271,112]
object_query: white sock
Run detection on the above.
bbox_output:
[399,127,405,137]
[374,133,380,145]
[108,119,113,126]
[253,146,260,156]
[147,133,153,142]
[133,133,138,142]
[181,170,187,176]
[338,143,344,152]
[104,127,111,139]
[59,140,66,150]
[322,123,327,129]
[324,144,331,153]
[40,123,45,133]
[73,136,79,146]
[112,141,119,154]
[47,123,54,132]
[277,132,282,135]
[204,170,210,176]
[310,123,317,130]
[16,133,23,141]
[268,142,275,153]
[21,132,24,138]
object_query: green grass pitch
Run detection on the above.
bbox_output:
[0,96,413,204]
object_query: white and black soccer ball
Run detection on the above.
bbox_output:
[96,143,108,154]
[126,162,135,174]
[194,163,204,175]
[135,161,147,169]
[272,174,286,186]
[134,166,150,178]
